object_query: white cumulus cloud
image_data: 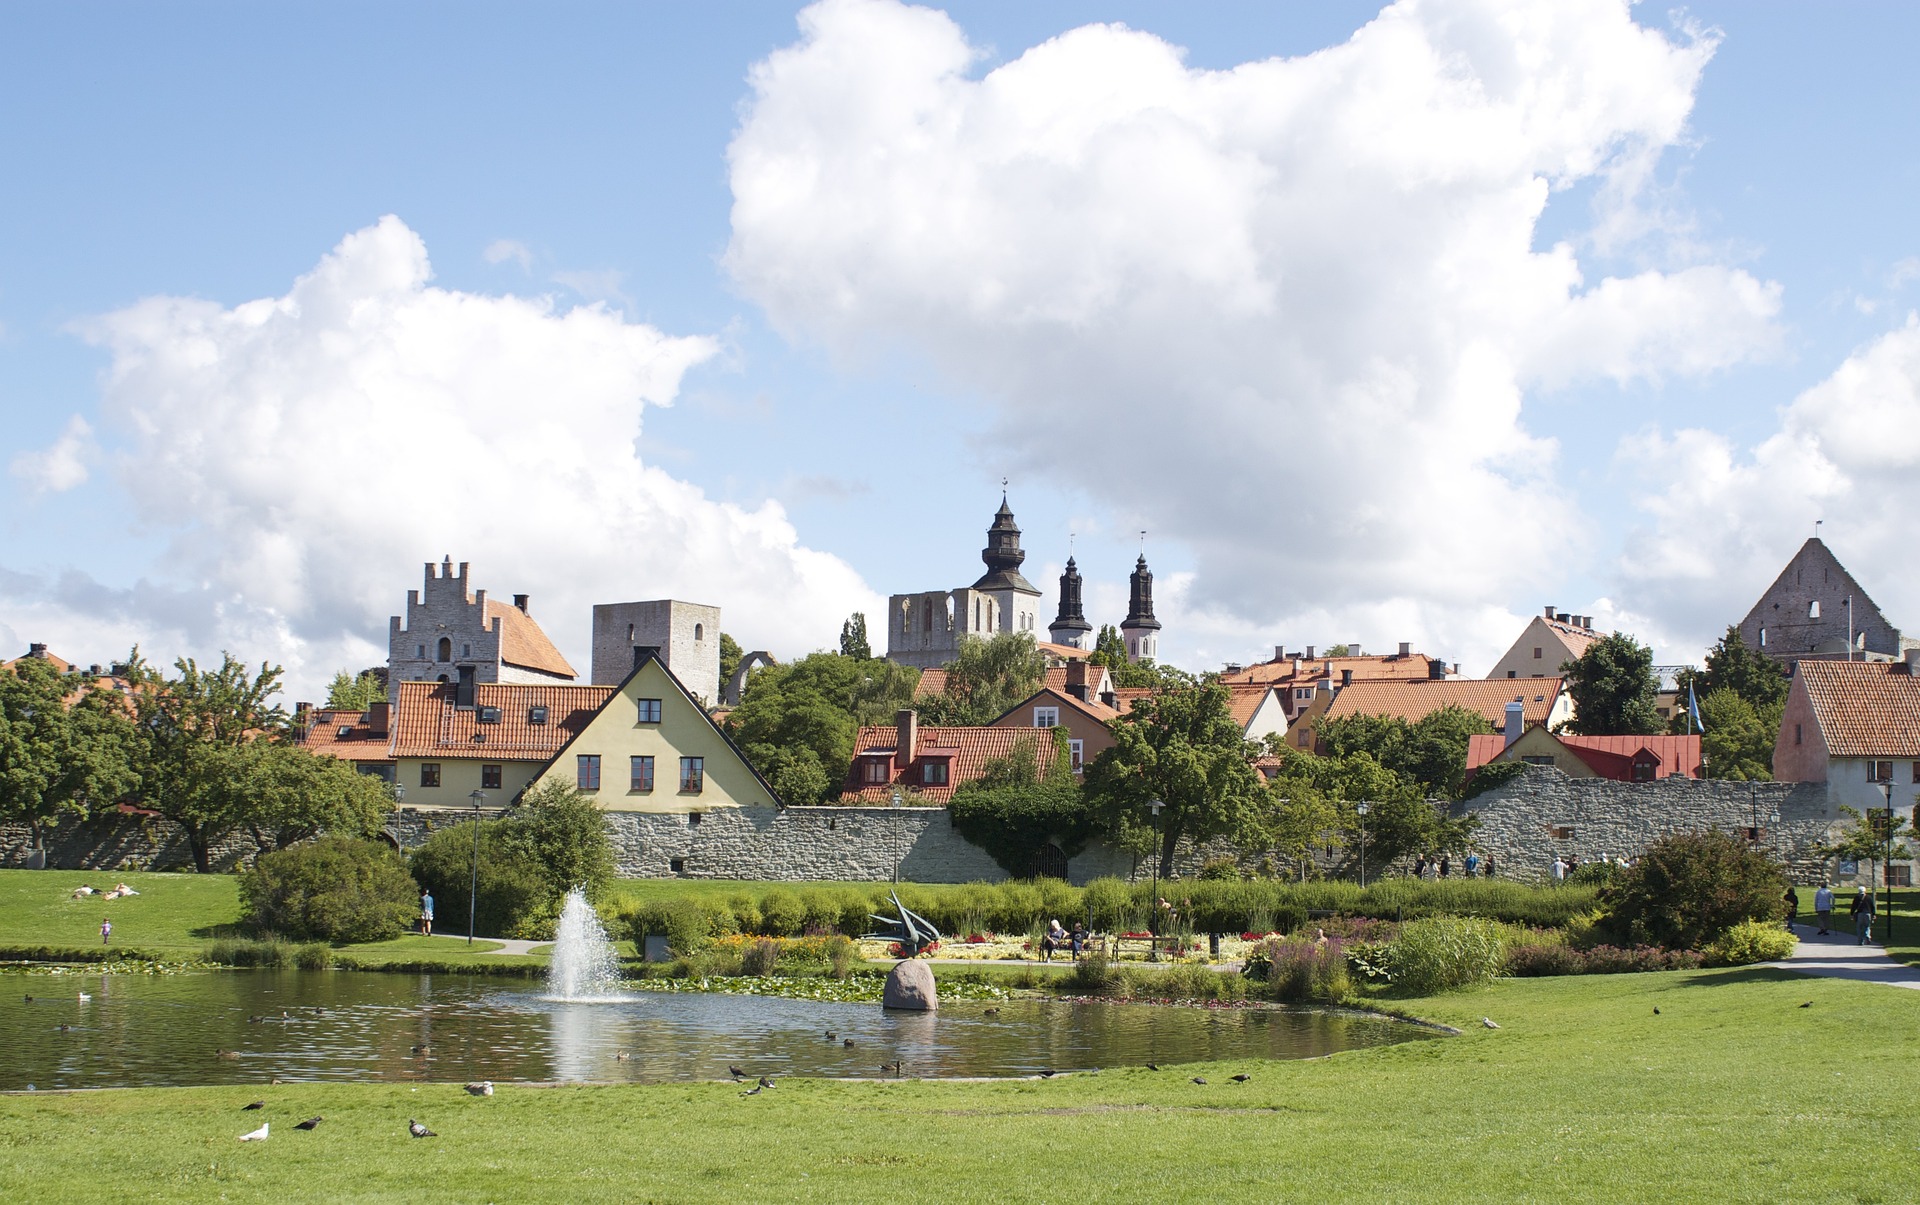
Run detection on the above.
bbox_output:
[9,415,95,494]
[725,0,1781,668]
[1621,313,1920,646]
[4,216,879,696]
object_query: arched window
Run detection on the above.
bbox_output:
[1809,600,1820,619]
[436,637,451,662]
[694,623,704,641]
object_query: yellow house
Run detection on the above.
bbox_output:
[531,651,781,813]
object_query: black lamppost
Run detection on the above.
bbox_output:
[1356,801,1370,889]
[467,789,486,945]
[1148,799,1164,963]
[1884,781,1896,946]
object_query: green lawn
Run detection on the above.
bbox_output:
[0,869,242,957]
[0,966,1910,1201]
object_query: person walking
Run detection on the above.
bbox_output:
[1814,883,1834,935]
[1464,851,1480,877]
[1851,887,1874,945]
[1438,854,1451,879]
[1551,856,1566,885]
[1783,885,1800,931]
[100,918,112,946]
[420,891,434,937]
[1483,854,1496,879]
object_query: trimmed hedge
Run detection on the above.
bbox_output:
[609,877,1598,944]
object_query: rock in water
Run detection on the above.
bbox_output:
[882,960,938,1012]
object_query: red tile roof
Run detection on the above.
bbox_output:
[843,723,1050,803]
[914,668,950,699]
[1798,661,1920,758]
[1325,678,1563,728]
[1227,684,1279,729]
[388,680,613,762]
[297,708,393,761]
[483,599,578,679]
[1221,652,1444,687]
[1466,732,1703,780]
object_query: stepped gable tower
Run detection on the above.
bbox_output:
[1048,557,1093,649]
[1120,554,1162,663]
[971,494,1043,636]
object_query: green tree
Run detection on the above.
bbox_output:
[1083,678,1267,877]
[726,652,922,797]
[1671,628,1788,731]
[1696,689,1781,781]
[0,655,141,848]
[1267,749,1475,870]
[1819,805,1915,893]
[1321,644,1353,657]
[130,652,294,872]
[1087,624,1172,689]
[500,779,617,901]
[917,632,1047,726]
[758,745,832,806]
[717,633,743,701]
[409,819,549,939]
[1562,631,1662,735]
[947,731,1096,876]
[324,668,385,711]
[1315,705,1493,800]
[838,613,871,661]
[235,740,395,851]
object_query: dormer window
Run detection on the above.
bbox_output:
[528,705,549,725]
[863,760,889,784]
[921,761,949,786]
[478,706,501,724]
[336,725,352,738]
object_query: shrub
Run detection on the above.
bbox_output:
[1601,829,1786,949]
[410,823,550,940]
[294,943,333,970]
[1566,860,1619,888]
[1066,951,1120,994]
[1706,918,1797,966]
[207,936,293,967]
[1389,916,1507,995]
[759,889,805,936]
[239,836,420,943]
[826,935,861,979]
[1580,945,1676,974]
[629,899,723,957]
[740,937,783,976]
[1197,857,1242,881]
[1246,937,1350,1003]
[1504,943,1585,977]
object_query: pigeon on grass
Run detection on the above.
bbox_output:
[238,1123,269,1142]
[409,1119,437,1139]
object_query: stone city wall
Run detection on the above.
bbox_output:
[1449,766,1842,883]
[0,813,272,872]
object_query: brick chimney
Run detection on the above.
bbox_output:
[1398,641,1412,658]
[1065,660,1090,702]
[366,701,390,733]
[895,709,919,771]
[27,642,48,659]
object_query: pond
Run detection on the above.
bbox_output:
[3,970,1438,1091]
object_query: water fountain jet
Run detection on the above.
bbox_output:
[546,887,627,1002]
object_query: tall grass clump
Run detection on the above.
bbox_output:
[206,936,295,967]
[1388,916,1507,995]
[1242,937,1350,1003]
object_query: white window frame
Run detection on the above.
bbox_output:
[1069,739,1084,771]
[1033,706,1060,728]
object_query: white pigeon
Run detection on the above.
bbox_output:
[1481,1017,1501,1030]
[77,992,91,1002]
[464,1081,494,1097]
[239,1122,269,1142]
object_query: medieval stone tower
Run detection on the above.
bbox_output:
[386,558,577,703]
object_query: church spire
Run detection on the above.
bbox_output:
[1120,550,1161,663]
[971,493,1037,595]
[1049,556,1092,647]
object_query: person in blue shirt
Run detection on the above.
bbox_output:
[421,891,435,936]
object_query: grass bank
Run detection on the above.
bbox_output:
[0,869,241,958]
[0,967,1907,1202]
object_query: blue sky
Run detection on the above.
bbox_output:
[5,1,1920,697]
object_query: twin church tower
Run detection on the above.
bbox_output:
[884,496,1161,669]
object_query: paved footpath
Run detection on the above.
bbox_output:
[1769,925,1920,990]
[427,933,545,957]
